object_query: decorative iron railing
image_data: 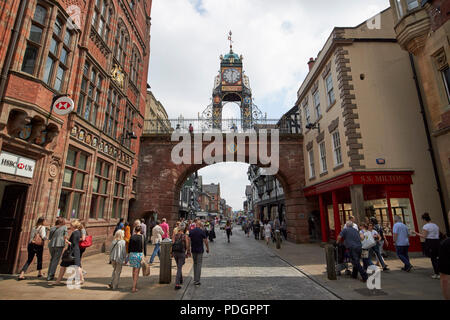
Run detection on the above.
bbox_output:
[143,118,302,135]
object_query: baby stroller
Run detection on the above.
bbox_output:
[335,243,352,276]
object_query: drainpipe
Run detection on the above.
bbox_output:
[409,53,450,236]
[0,0,28,105]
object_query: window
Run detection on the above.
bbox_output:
[77,61,103,126]
[104,88,120,138]
[406,0,419,11]
[22,4,48,75]
[43,17,72,91]
[303,104,311,127]
[122,105,135,148]
[325,73,335,106]
[130,48,141,86]
[90,159,111,219]
[394,0,404,18]
[332,131,343,166]
[308,149,315,178]
[442,67,450,103]
[313,90,321,119]
[112,169,127,219]
[58,148,89,219]
[92,0,113,43]
[319,142,327,173]
[114,26,128,67]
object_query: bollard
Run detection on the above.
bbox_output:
[275,230,281,249]
[159,238,172,284]
[325,244,337,280]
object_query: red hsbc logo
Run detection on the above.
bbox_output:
[53,97,74,115]
[55,102,70,110]
[17,163,25,169]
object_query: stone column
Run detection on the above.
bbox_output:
[350,185,365,224]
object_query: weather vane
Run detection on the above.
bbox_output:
[228,30,233,51]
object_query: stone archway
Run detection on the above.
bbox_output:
[132,132,314,243]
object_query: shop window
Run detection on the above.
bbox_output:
[364,199,392,236]
[319,142,327,173]
[391,198,414,231]
[22,4,48,75]
[77,61,103,126]
[90,159,111,219]
[338,203,353,226]
[112,169,127,219]
[325,73,335,106]
[58,147,89,219]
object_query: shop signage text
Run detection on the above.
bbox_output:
[0,152,36,178]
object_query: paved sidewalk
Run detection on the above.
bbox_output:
[257,232,444,300]
[0,244,193,300]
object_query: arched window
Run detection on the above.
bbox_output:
[92,0,113,44]
[130,46,141,86]
[114,22,129,68]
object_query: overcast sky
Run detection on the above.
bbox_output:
[148,0,389,210]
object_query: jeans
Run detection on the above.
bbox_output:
[47,246,64,279]
[192,252,203,284]
[349,247,368,281]
[110,261,123,289]
[173,251,185,285]
[149,242,161,263]
[395,245,411,269]
[226,230,231,242]
[21,243,44,272]
[370,243,387,269]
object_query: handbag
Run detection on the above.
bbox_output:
[62,244,75,265]
[31,226,44,246]
[79,235,92,249]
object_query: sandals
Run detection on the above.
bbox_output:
[17,277,25,281]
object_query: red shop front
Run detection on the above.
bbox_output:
[304,171,421,252]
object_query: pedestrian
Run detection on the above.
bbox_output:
[281,219,288,240]
[344,216,359,230]
[124,221,131,253]
[189,123,194,134]
[18,217,48,280]
[131,219,141,235]
[189,220,210,286]
[225,220,232,243]
[140,218,148,256]
[46,217,68,281]
[244,221,250,238]
[260,220,264,240]
[337,220,368,282]
[79,221,88,276]
[368,221,389,271]
[393,215,412,272]
[439,237,450,300]
[52,220,83,286]
[160,218,170,240]
[413,213,441,279]
[149,220,164,264]
[208,220,216,242]
[253,220,260,240]
[108,229,127,290]
[129,225,144,293]
[113,218,125,236]
[172,223,191,290]
[264,221,272,246]
[173,221,181,239]
[371,217,388,258]
[359,223,375,271]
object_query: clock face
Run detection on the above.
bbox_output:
[222,68,241,84]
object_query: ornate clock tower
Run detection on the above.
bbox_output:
[210,31,253,130]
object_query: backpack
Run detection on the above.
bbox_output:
[172,234,185,253]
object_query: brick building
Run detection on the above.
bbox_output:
[0,0,152,274]
[203,183,220,214]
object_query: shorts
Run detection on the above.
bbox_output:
[129,252,143,269]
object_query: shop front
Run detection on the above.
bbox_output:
[304,171,421,252]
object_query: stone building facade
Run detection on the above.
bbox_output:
[388,0,450,233]
[298,7,442,251]
[0,0,152,274]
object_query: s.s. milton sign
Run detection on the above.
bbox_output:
[0,151,36,178]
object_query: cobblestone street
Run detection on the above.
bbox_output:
[182,227,339,300]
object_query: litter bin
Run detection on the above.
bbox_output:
[159,238,172,284]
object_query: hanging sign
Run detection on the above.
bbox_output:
[53,96,74,116]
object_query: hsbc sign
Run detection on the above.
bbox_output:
[0,151,36,178]
[53,96,74,116]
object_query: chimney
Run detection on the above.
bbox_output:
[308,57,316,71]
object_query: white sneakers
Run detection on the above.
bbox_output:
[431,274,440,279]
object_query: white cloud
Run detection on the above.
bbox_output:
[148,0,389,209]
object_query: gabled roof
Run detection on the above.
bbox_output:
[203,183,219,195]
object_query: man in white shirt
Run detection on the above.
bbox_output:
[343,216,359,231]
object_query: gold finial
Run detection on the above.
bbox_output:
[228,30,233,52]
